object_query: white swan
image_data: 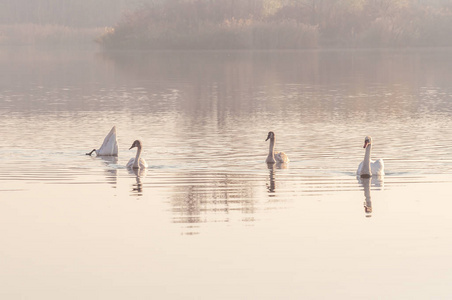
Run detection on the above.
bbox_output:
[86,126,118,156]
[357,136,384,177]
[126,140,148,169]
[265,131,289,164]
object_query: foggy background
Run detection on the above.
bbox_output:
[0,0,139,27]
[1,0,451,48]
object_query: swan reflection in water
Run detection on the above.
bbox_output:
[357,175,384,218]
[88,155,119,187]
[267,163,276,194]
[266,162,288,195]
[129,167,147,196]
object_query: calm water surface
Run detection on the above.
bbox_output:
[1,47,452,299]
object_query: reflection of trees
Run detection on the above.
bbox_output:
[99,50,452,124]
[171,172,256,225]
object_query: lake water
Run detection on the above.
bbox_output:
[1,47,452,299]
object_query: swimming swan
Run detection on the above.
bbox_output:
[86,126,118,156]
[357,136,384,177]
[126,140,148,169]
[265,131,289,164]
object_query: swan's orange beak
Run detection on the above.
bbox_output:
[363,141,369,148]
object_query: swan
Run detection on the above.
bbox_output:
[126,140,148,169]
[357,136,384,177]
[265,131,289,164]
[86,126,118,156]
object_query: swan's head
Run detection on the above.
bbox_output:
[266,131,275,141]
[129,140,142,150]
[363,136,372,148]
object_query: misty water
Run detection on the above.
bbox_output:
[1,47,452,299]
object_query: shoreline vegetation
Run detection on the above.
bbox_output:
[1,1,451,50]
[96,0,452,50]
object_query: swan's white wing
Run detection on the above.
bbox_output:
[357,161,363,175]
[126,158,135,168]
[96,126,118,156]
[127,158,148,169]
[275,152,289,163]
[371,159,385,176]
[139,158,148,168]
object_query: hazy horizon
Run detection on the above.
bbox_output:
[1,0,452,49]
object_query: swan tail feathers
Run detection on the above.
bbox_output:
[96,126,119,156]
[276,152,289,163]
[372,159,385,176]
[140,158,149,168]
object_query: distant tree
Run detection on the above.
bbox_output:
[95,0,452,49]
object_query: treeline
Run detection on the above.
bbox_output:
[97,0,452,50]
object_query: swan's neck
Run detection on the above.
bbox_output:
[361,144,372,176]
[267,137,276,163]
[133,145,142,169]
